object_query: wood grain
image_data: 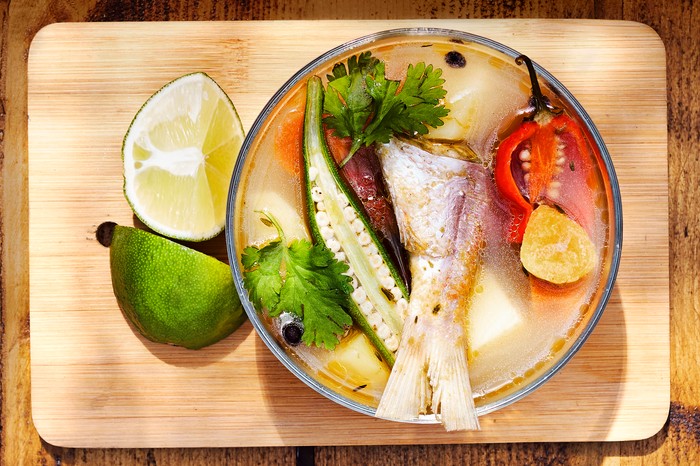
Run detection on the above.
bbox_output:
[3,0,700,465]
[26,20,667,448]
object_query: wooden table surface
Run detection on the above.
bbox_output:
[1,1,697,465]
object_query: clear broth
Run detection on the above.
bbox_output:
[234,37,609,408]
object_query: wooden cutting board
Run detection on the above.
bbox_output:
[28,19,669,448]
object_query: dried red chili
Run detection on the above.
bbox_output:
[495,55,593,243]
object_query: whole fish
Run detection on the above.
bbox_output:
[375,138,487,431]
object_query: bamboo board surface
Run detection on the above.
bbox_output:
[28,20,668,448]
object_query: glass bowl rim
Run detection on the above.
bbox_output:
[225,27,623,423]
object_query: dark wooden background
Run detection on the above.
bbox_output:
[1,0,698,464]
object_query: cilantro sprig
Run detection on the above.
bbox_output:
[241,212,353,350]
[323,51,450,166]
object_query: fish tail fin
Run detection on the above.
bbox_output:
[428,335,480,431]
[376,320,480,431]
[375,320,430,422]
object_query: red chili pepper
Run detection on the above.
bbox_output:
[495,55,593,243]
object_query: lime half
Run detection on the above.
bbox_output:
[122,72,244,241]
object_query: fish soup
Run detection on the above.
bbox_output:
[229,30,619,429]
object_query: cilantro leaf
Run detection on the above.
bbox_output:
[241,241,283,312]
[326,51,378,83]
[324,74,372,146]
[241,213,354,350]
[297,289,352,350]
[322,52,449,165]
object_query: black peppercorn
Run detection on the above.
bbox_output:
[445,51,467,68]
[282,322,303,346]
[279,312,304,346]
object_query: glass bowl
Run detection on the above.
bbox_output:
[225,28,622,424]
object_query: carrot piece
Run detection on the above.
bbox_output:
[274,109,305,178]
[324,127,352,166]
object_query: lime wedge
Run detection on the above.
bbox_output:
[98,222,246,349]
[122,72,244,241]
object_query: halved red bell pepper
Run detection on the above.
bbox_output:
[495,55,594,243]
